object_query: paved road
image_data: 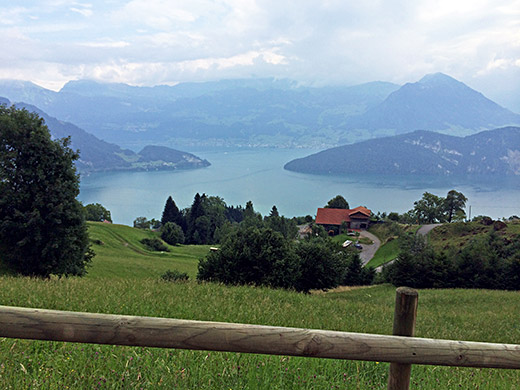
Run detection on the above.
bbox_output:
[417,224,442,238]
[358,230,381,266]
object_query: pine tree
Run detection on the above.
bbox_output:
[161,196,184,228]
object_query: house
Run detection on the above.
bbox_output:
[315,206,371,233]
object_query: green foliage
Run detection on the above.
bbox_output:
[161,196,185,229]
[0,105,92,277]
[383,230,520,290]
[444,189,467,222]
[198,227,299,289]
[294,238,348,292]
[133,216,151,229]
[413,192,446,223]
[140,237,169,252]
[161,269,189,282]
[324,195,349,209]
[343,253,375,286]
[160,222,185,245]
[264,206,298,240]
[198,227,372,292]
[84,203,112,222]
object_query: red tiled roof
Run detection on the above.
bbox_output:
[315,208,350,225]
[349,206,371,218]
[315,206,371,226]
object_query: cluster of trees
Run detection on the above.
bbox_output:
[136,194,305,246]
[0,106,93,277]
[382,231,520,290]
[198,226,374,292]
[376,190,467,224]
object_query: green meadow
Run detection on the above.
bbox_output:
[0,222,519,389]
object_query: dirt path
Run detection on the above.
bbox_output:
[358,230,381,266]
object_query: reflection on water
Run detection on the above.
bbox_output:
[79,148,520,225]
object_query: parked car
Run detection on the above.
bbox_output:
[354,241,362,249]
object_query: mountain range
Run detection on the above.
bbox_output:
[0,97,210,173]
[284,126,520,176]
[2,73,517,150]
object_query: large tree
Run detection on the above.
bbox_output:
[325,195,349,209]
[84,203,112,222]
[413,192,445,223]
[444,190,467,223]
[0,106,93,277]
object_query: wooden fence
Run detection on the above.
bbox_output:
[0,287,519,390]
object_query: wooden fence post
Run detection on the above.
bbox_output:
[387,287,418,390]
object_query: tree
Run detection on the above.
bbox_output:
[133,216,151,229]
[325,195,349,209]
[161,196,185,229]
[160,222,185,245]
[84,203,112,222]
[0,105,93,277]
[294,238,348,292]
[444,190,467,223]
[413,192,445,223]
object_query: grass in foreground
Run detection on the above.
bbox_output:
[0,278,519,389]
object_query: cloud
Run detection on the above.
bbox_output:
[0,0,518,109]
[70,7,93,17]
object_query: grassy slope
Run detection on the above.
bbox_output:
[428,220,520,253]
[1,222,520,388]
[86,222,211,279]
[366,224,421,268]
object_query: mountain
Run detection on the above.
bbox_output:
[0,78,400,149]
[0,74,518,149]
[1,97,210,173]
[344,73,520,136]
[284,126,520,176]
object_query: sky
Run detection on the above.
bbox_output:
[1,0,519,110]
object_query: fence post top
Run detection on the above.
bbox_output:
[396,287,418,297]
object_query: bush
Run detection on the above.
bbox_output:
[161,269,189,282]
[198,227,299,289]
[198,226,374,292]
[294,238,348,292]
[140,237,169,252]
[382,230,520,290]
[160,222,185,245]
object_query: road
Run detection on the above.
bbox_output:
[358,230,381,266]
[417,224,442,238]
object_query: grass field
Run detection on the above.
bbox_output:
[86,222,212,279]
[1,222,519,389]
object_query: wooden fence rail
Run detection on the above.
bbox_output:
[0,303,519,370]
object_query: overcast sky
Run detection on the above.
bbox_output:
[1,0,519,110]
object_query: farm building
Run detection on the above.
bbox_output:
[315,206,371,232]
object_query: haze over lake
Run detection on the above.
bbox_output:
[79,148,520,226]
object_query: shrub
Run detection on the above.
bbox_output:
[140,237,169,252]
[198,227,374,292]
[160,222,185,245]
[161,269,189,282]
[197,227,299,289]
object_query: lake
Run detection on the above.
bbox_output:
[78,148,520,225]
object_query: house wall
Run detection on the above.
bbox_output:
[350,220,369,230]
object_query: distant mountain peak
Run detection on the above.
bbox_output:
[418,72,458,85]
